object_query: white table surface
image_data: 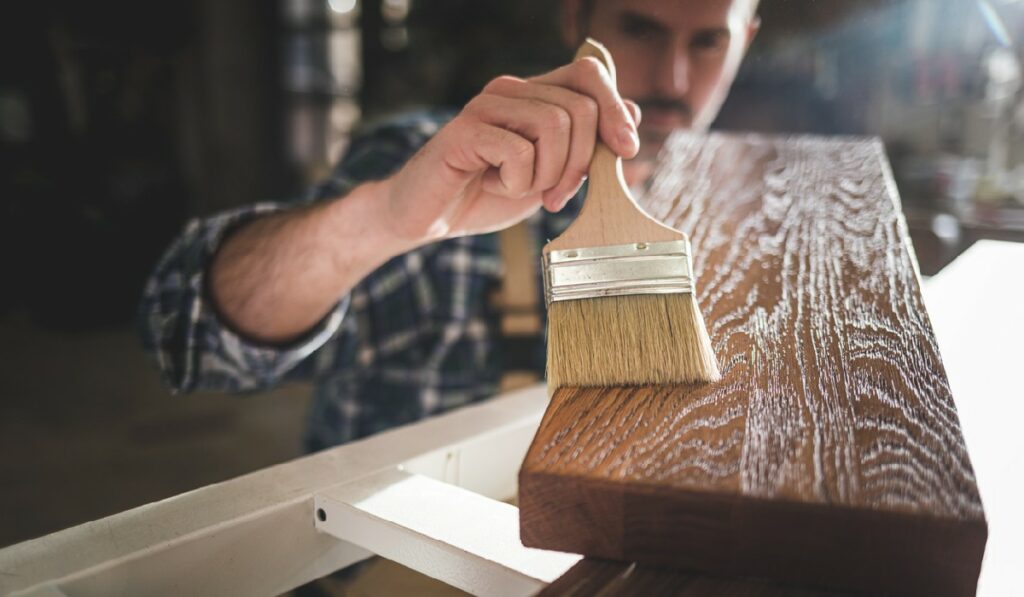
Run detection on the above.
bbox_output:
[923,240,1024,597]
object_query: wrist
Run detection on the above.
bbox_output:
[321,179,420,283]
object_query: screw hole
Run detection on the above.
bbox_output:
[636,242,648,250]
[566,250,578,258]
[316,508,327,522]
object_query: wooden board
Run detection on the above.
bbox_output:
[539,559,850,596]
[519,133,987,596]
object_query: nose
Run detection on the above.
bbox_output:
[652,39,689,98]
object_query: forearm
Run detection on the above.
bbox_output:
[209,179,414,343]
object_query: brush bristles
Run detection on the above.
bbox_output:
[546,293,720,391]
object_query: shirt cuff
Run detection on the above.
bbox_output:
[192,289,349,390]
[168,202,349,392]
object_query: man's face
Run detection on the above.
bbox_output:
[573,0,757,160]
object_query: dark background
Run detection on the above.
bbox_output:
[2,0,1023,551]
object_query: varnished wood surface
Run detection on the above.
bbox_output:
[539,559,850,597]
[520,133,987,596]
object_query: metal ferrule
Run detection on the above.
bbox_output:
[542,239,695,305]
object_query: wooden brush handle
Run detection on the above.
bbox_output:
[544,39,682,254]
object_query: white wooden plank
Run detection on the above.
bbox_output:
[399,415,540,499]
[0,384,549,596]
[923,240,1024,597]
[10,586,68,597]
[315,469,580,597]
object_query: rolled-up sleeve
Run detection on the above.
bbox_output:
[139,109,452,394]
[138,202,348,393]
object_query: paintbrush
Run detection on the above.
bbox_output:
[544,38,720,390]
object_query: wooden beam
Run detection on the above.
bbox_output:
[539,559,850,596]
[519,133,987,596]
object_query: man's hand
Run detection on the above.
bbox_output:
[380,57,642,244]
[208,58,640,344]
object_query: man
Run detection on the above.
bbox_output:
[140,0,760,450]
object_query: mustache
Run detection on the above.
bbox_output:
[636,98,692,119]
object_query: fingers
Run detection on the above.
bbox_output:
[442,120,536,199]
[624,99,642,127]
[463,93,571,199]
[531,57,639,160]
[482,77,597,211]
[441,58,640,215]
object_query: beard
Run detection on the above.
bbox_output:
[634,97,692,162]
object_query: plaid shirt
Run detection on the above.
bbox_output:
[139,111,581,450]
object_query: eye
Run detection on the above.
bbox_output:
[691,30,729,52]
[619,14,665,41]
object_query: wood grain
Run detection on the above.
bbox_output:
[520,133,987,596]
[539,559,850,596]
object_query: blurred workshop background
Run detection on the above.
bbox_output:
[2,0,1023,557]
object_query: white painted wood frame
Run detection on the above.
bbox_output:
[0,385,578,597]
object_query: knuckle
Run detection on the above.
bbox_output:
[544,105,571,133]
[511,137,535,160]
[462,96,485,116]
[484,75,523,95]
[448,115,477,140]
[575,57,603,79]
[573,95,599,121]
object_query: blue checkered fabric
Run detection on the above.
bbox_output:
[139,110,581,450]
